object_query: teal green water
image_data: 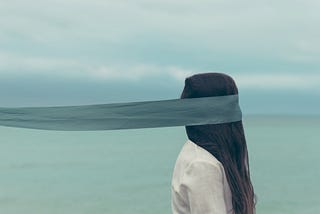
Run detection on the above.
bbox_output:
[0,116,319,213]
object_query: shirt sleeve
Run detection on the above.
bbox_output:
[180,160,228,214]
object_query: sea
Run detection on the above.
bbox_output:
[0,116,319,214]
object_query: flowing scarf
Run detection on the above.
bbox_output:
[0,95,241,131]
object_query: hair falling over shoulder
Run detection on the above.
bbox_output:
[181,72,257,214]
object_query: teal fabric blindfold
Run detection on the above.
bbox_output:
[0,95,242,131]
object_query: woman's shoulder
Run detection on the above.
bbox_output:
[172,139,224,182]
[184,139,223,167]
[172,139,226,190]
[171,139,229,196]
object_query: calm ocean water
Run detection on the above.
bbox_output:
[0,116,319,213]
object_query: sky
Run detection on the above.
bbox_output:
[0,0,319,115]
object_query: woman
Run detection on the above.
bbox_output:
[171,73,256,214]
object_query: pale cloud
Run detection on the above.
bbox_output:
[0,0,319,93]
[0,52,84,77]
[1,51,319,91]
[80,65,197,81]
[233,73,320,90]
[168,67,194,81]
[90,65,162,81]
[0,51,195,81]
[1,0,319,58]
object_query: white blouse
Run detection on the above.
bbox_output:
[171,139,234,214]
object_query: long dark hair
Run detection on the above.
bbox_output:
[180,72,256,214]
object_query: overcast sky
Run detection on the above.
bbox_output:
[0,0,319,115]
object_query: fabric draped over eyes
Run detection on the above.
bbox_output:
[0,95,241,131]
